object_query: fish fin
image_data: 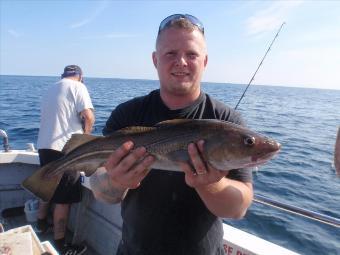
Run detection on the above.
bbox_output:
[74,162,102,177]
[64,170,80,184]
[117,126,156,135]
[22,165,62,202]
[62,134,99,154]
[42,159,63,178]
[155,119,193,127]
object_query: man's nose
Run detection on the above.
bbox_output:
[175,55,188,66]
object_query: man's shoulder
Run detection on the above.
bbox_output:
[102,90,159,135]
[204,93,244,125]
[59,78,77,85]
[118,89,159,109]
[205,93,230,108]
[204,93,231,114]
[58,78,85,89]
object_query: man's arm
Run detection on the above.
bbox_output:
[180,141,253,219]
[89,167,129,204]
[80,108,95,134]
[89,141,155,204]
[334,126,340,176]
[196,179,253,219]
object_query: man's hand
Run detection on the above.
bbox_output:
[180,140,253,218]
[90,141,155,203]
[104,141,155,189]
[180,140,227,188]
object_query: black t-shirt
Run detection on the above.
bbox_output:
[103,89,252,255]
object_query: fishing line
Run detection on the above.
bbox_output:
[234,22,286,110]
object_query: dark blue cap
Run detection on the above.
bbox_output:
[61,65,82,78]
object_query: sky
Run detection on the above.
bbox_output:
[1,0,339,90]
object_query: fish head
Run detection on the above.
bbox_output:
[203,123,281,171]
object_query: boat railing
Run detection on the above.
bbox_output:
[251,194,340,228]
[0,129,10,152]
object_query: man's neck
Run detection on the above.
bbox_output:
[64,76,80,82]
[160,89,201,110]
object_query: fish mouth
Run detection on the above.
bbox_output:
[249,139,281,167]
[249,150,280,167]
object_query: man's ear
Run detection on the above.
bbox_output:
[204,54,208,67]
[152,51,157,68]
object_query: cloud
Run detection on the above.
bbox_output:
[8,29,21,37]
[70,1,109,29]
[245,1,303,36]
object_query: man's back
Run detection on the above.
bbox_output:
[37,78,92,151]
[35,65,94,255]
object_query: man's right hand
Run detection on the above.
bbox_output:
[104,141,155,189]
[90,141,155,204]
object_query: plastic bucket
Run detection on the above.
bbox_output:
[24,199,39,222]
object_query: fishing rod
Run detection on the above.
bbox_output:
[234,22,286,110]
[232,23,340,228]
[253,195,340,228]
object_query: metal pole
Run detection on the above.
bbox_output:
[234,22,286,110]
[0,129,10,152]
[254,194,340,228]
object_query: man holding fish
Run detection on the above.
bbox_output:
[90,14,270,255]
[23,14,280,255]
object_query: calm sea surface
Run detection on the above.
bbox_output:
[1,75,340,254]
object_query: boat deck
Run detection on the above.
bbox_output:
[0,208,98,255]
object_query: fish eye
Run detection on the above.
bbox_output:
[244,136,255,146]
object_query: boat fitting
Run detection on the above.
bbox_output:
[0,129,10,152]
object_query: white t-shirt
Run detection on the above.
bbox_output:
[37,78,94,151]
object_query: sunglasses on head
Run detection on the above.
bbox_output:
[158,14,204,34]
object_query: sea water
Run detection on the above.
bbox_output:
[1,75,339,254]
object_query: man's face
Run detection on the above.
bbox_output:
[152,28,208,97]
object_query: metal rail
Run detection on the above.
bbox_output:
[0,129,10,152]
[254,194,340,228]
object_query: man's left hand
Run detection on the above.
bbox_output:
[180,140,227,188]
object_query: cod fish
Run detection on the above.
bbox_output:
[334,126,340,176]
[22,119,281,201]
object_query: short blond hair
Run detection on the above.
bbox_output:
[156,18,205,47]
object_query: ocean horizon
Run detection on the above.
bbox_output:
[1,74,338,92]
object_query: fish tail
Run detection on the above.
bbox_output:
[41,158,65,179]
[22,163,63,202]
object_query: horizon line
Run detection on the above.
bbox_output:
[0,73,338,91]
